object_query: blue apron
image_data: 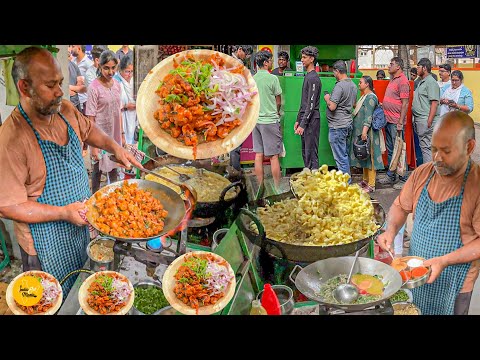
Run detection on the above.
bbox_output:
[410,159,472,315]
[19,104,91,297]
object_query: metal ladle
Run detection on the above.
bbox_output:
[129,150,191,182]
[164,165,191,182]
[108,155,197,199]
[333,250,360,304]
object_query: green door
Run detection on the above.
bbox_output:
[279,74,361,170]
[281,111,304,168]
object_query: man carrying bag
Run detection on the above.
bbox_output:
[389,133,407,177]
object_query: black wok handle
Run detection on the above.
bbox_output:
[219,180,243,203]
[235,208,265,247]
[288,264,303,284]
[235,208,288,260]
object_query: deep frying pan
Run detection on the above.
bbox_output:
[85,179,193,243]
[157,167,243,218]
[236,191,385,263]
[289,256,403,312]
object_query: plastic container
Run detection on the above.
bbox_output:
[250,300,267,315]
[258,284,282,315]
[257,284,295,315]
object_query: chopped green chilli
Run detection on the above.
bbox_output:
[389,289,410,304]
[133,285,170,315]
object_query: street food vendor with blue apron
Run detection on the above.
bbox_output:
[377,111,480,315]
[0,47,143,296]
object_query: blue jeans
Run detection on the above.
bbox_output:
[328,125,352,180]
[413,124,423,166]
[385,123,407,181]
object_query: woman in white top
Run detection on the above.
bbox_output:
[114,56,137,145]
[439,70,474,117]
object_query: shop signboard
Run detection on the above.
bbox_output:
[446,45,477,58]
[257,45,274,54]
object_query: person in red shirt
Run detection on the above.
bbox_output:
[378,57,411,188]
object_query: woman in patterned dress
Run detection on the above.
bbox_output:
[86,50,125,193]
[349,76,384,193]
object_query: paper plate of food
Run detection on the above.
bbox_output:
[136,49,260,160]
[162,251,236,315]
[78,271,135,315]
[6,270,63,315]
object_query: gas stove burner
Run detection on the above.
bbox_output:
[113,240,178,271]
[146,237,164,253]
[319,300,394,315]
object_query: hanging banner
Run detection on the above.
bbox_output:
[446,45,477,58]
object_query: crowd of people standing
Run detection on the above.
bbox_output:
[251,48,475,197]
[71,45,138,192]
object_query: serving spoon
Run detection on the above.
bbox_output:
[333,250,360,304]
[164,165,191,182]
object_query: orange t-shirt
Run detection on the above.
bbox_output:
[394,161,480,293]
[0,100,93,255]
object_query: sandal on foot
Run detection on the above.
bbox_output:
[362,185,375,193]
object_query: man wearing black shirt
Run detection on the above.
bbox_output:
[294,46,321,170]
[271,51,292,76]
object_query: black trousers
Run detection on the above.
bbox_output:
[20,246,42,271]
[91,162,119,194]
[301,118,320,170]
[454,291,473,315]
[229,145,242,171]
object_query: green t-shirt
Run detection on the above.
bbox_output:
[412,73,441,120]
[253,69,282,124]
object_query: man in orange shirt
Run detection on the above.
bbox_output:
[377,111,480,315]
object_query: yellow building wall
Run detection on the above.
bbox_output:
[359,68,480,123]
[108,45,135,52]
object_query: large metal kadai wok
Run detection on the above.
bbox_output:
[85,179,193,243]
[151,166,243,219]
[142,155,246,219]
[290,256,403,312]
[236,191,386,263]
